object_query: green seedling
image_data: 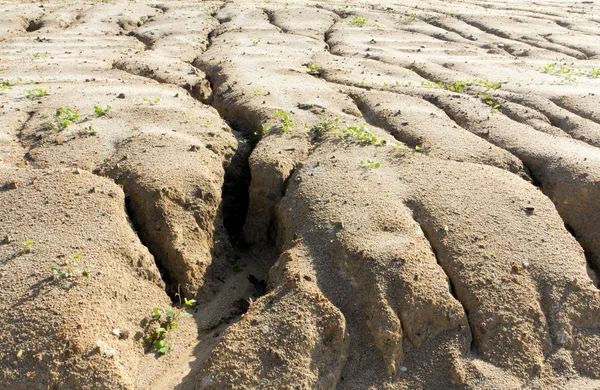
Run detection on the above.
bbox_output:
[275,109,293,131]
[184,297,196,306]
[19,239,33,254]
[146,307,192,355]
[336,123,386,145]
[26,88,49,99]
[401,13,418,24]
[590,68,600,77]
[307,63,320,76]
[52,253,88,279]
[93,105,112,116]
[482,94,501,112]
[31,52,48,60]
[253,88,263,95]
[47,108,80,131]
[309,117,340,140]
[143,97,161,105]
[351,16,368,27]
[252,37,262,46]
[80,125,97,136]
[360,159,381,169]
[1,81,12,90]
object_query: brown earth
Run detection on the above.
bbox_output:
[1,0,600,389]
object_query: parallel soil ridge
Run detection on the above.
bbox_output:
[1,0,600,389]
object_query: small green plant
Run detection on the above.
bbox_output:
[275,109,293,131]
[143,97,161,105]
[26,88,49,99]
[336,123,386,145]
[94,105,112,116]
[80,125,97,136]
[590,68,600,77]
[307,63,320,76]
[1,81,12,90]
[360,159,381,169]
[146,307,177,355]
[19,239,33,254]
[252,37,262,46]
[173,284,197,306]
[481,93,501,112]
[351,16,368,27]
[146,307,192,355]
[401,13,418,24]
[52,253,88,279]
[309,117,340,140]
[47,108,80,131]
[253,88,263,95]
[31,52,48,60]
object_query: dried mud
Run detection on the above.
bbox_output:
[1,0,600,389]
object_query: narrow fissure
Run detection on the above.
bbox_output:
[221,128,256,246]
[348,92,423,150]
[407,204,478,354]
[123,195,177,299]
[548,97,600,126]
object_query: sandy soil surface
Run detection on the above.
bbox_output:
[1,0,600,389]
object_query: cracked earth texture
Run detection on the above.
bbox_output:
[1,0,600,389]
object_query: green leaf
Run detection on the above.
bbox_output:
[82,270,89,277]
[156,327,167,334]
[158,346,170,354]
[184,298,196,306]
[165,309,175,318]
[155,339,166,350]
[374,163,381,168]
[180,312,193,318]
[153,307,160,320]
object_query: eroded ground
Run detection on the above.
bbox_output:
[1,0,600,389]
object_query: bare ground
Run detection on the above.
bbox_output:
[1,0,600,389]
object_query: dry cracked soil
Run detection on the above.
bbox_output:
[2,0,600,389]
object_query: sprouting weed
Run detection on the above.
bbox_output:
[360,159,381,169]
[307,63,320,76]
[31,52,48,60]
[310,117,340,141]
[275,109,293,130]
[52,253,88,279]
[252,38,262,46]
[351,16,368,27]
[143,97,161,105]
[145,307,192,355]
[94,105,112,116]
[1,81,12,90]
[47,108,80,131]
[253,88,263,95]
[80,125,97,136]
[26,88,49,99]
[19,239,33,254]
[481,93,501,112]
[257,109,294,135]
[337,123,386,145]
[401,13,418,24]
[184,297,196,306]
